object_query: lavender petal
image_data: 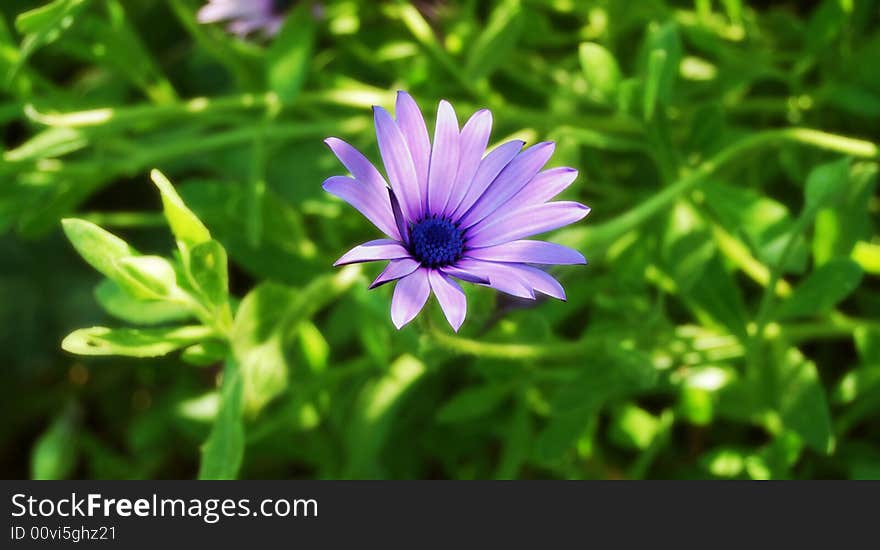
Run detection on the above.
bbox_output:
[443,109,492,218]
[395,91,431,214]
[465,240,586,265]
[439,265,490,285]
[504,263,567,300]
[374,106,422,222]
[426,100,460,214]
[466,202,591,248]
[334,239,410,266]
[391,268,431,329]
[322,176,401,240]
[458,142,555,228]
[197,0,267,23]
[497,167,579,214]
[428,270,467,331]
[450,259,534,299]
[449,140,523,221]
[370,258,421,289]
[324,137,389,197]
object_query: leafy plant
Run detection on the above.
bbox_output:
[2,0,880,480]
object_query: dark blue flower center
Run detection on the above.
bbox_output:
[410,217,464,268]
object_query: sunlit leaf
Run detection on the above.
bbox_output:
[188,239,229,308]
[579,42,621,102]
[62,325,214,357]
[775,259,862,320]
[199,358,244,480]
[777,351,834,454]
[267,2,316,103]
[150,169,211,248]
[94,279,193,326]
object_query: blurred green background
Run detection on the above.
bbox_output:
[2,0,880,480]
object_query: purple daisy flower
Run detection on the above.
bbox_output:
[197,0,294,36]
[323,92,590,331]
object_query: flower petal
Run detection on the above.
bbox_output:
[466,202,591,248]
[391,268,431,329]
[374,106,422,222]
[465,240,586,265]
[428,270,467,331]
[443,109,492,218]
[197,0,267,23]
[499,167,578,214]
[387,188,410,245]
[370,258,421,289]
[503,263,567,300]
[458,142,556,228]
[395,91,431,213]
[439,265,489,285]
[324,137,389,198]
[334,239,410,266]
[228,16,275,36]
[427,100,460,214]
[450,259,534,299]
[450,139,523,220]
[322,176,401,240]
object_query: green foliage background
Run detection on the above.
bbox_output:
[2,0,880,480]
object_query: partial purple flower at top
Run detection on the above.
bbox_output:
[197,0,296,36]
[323,92,590,332]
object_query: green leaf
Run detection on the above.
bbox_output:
[640,21,681,113]
[116,256,178,299]
[297,321,329,374]
[776,350,834,454]
[663,207,749,338]
[232,271,360,415]
[14,0,89,67]
[465,0,524,81]
[436,383,512,424]
[775,259,863,320]
[30,403,79,480]
[643,49,667,120]
[344,355,426,477]
[610,405,661,450]
[805,158,850,211]
[552,344,657,414]
[150,169,211,248]
[188,240,229,307]
[821,83,880,118]
[267,3,317,103]
[854,327,880,364]
[62,325,214,357]
[178,180,315,285]
[4,126,88,162]
[535,407,594,463]
[853,241,880,274]
[16,0,86,34]
[701,447,747,478]
[813,162,877,264]
[62,218,166,299]
[231,283,293,416]
[494,399,531,479]
[578,42,622,102]
[181,341,228,367]
[702,181,807,274]
[94,279,192,326]
[198,358,245,480]
[61,218,136,280]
